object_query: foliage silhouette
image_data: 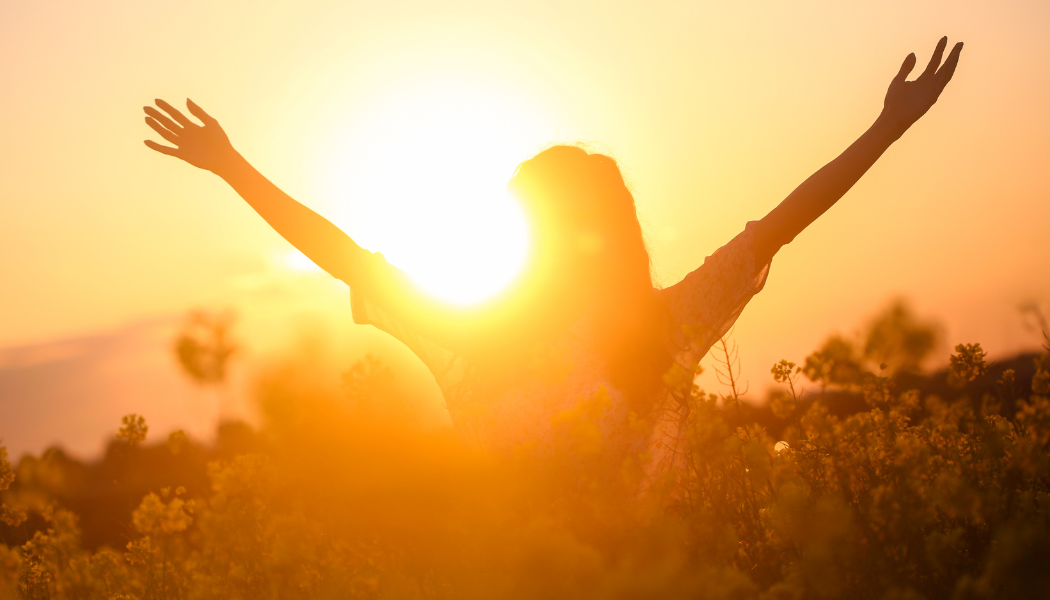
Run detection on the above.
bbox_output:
[2,303,1049,599]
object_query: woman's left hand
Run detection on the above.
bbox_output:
[880,37,963,135]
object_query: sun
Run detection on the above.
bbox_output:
[316,78,549,305]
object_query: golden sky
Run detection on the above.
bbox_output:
[2,0,1049,455]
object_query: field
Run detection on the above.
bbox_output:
[2,305,1049,600]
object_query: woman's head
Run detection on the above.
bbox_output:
[509,146,650,302]
[507,145,671,408]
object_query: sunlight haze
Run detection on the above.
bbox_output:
[315,76,539,304]
[2,0,1049,457]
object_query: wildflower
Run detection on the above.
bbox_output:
[18,541,53,600]
[998,368,1016,398]
[770,360,798,384]
[948,343,987,387]
[132,492,193,536]
[0,446,12,492]
[772,359,804,406]
[0,446,27,527]
[1033,356,1050,396]
[117,414,148,446]
[124,537,151,566]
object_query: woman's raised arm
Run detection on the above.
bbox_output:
[143,99,362,283]
[752,37,963,267]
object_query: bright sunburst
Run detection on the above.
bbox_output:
[316,77,549,305]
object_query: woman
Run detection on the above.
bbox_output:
[143,38,963,483]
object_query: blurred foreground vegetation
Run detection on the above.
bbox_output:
[2,303,1050,599]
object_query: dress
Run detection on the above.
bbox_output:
[345,221,771,482]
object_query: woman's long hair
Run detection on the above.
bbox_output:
[502,145,672,412]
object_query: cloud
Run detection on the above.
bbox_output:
[0,317,231,460]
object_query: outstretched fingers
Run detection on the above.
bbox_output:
[144,139,180,157]
[155,98,195,128]
[920,36,948,79]
[145,117,180,144]
[186,99,216,126]
[935,42,964,87]
[893,52,917,85]
[144,106,182,134]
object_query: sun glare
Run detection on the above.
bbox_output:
[281,249,322,273]
[317,78,548,305]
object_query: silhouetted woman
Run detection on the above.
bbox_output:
[143,38,962,484]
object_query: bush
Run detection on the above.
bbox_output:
[2,321,1049,599]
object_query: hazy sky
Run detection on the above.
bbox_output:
[2,0,1049,456]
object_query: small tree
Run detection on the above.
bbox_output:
[173,309,238,416]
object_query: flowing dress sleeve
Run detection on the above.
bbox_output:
[657,220,772,369]
[343,249,463,390]
[642,221,773,487]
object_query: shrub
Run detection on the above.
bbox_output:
[2,328,1049,599]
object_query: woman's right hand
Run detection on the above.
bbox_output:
[144,99,238,174]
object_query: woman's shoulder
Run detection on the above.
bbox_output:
[657,221,769,306]
[656,221,771,361]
